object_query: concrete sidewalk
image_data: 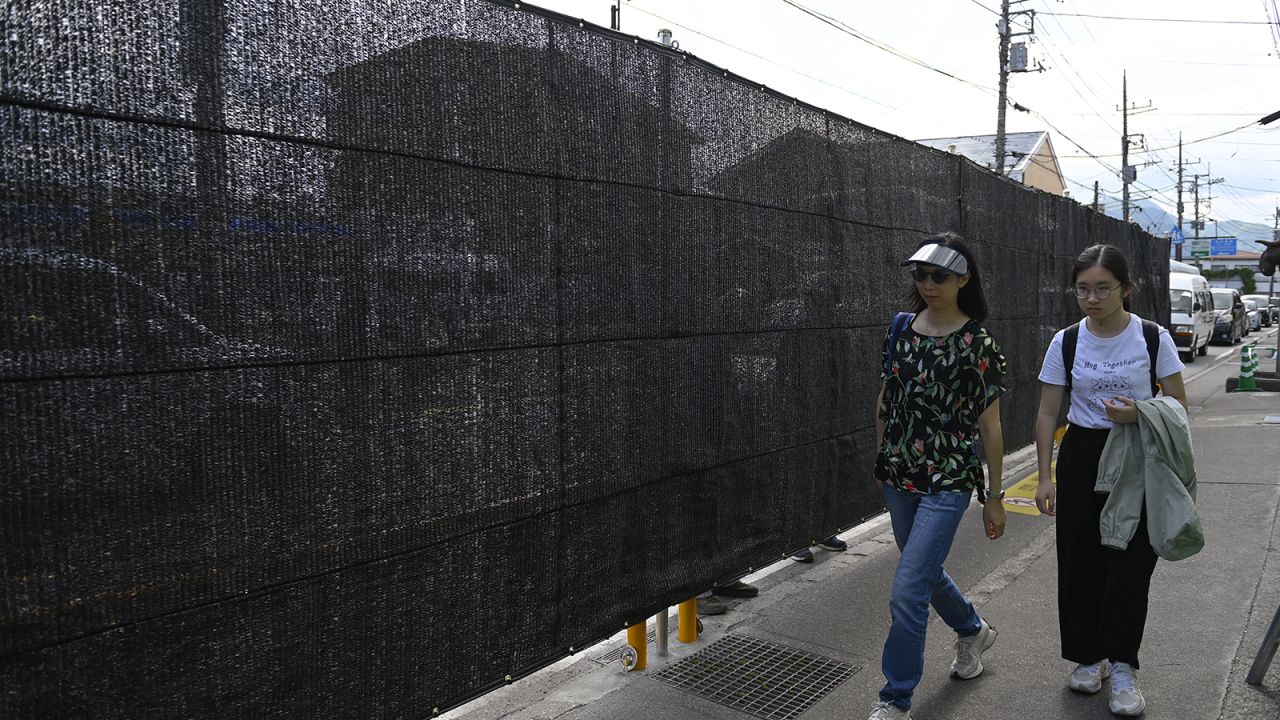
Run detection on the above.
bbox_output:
[446,332,1280,720]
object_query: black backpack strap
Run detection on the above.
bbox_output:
[1063,319,1161,396]
[1141,318,1161,395]
[1061,322,1081,394]
[885,312,915,377]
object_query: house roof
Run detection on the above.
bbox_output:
[1204,253,1262,260]
[915,131,1051,177]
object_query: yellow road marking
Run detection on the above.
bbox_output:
[1002,462,1056,516]
[1001,426,1066,516]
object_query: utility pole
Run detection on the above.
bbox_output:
[1093,181,1100,213]
[1272,205,1278,298]
[995,0,1011,175]
[994,0,1040,175]
[1175,134,1184,262]
[1192,175,1201,268]
[1118,71,1153,223]
[1189,171,1224,268]
[610,0,622,30]
[1122,73,1130,222]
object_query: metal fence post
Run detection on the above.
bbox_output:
[656,610,669,656]
[1246,604,1280,685]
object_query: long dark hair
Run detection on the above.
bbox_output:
[906,232,990,322]
[1071,244,1133,311]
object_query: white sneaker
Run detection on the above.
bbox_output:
[868,700,912,720]
[1109,662,1147,716]
[1068,660,1110,694]
[950,618,997,679]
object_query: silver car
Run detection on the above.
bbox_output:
[1240,294,1275,327]
[1244,299,1262,332]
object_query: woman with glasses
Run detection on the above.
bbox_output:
[868,232,1007,720]
[1033,244,1188,717]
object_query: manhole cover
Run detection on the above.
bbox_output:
[654,634,857,720]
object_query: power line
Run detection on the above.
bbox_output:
[1223,182,1280,193]
[1036,6,1209,194]
[780,0,1124,182]
[1259,0,1280,57]
[1054,113,1268,117]
[1077,122,1258,158]
[775,0,1253,200]
[779,0,996,95]
[624,1,896,109]
[1004,96,1124,178]
[965,0,1000,16]
[1039,11,1275,25]
[1181,140,1280,146]
[1118,58,1280,68]
[1031,21,1121,135]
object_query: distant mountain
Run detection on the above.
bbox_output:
[1095,194,1272,253]
[1214,219,1273,252]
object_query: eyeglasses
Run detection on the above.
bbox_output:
[910,268,955,284]
[1071,285,1119,299]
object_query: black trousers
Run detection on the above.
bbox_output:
[1055,424,1159,669]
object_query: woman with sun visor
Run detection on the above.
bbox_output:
[867,232,1008,720]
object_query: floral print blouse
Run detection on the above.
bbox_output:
[875,317,1007,495]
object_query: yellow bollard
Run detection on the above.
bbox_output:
[678,598,698,643]
[1053,424,1067,447]
[625,621,647,671]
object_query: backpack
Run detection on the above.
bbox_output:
[884,312,915,377]
[1062,318,1162,396]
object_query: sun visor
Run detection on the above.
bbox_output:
[900,244,968,275]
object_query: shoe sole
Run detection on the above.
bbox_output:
[1068,680,1104,694]
[1068,664,1110,695]
[817,543,847,551]
[1109,698,1146,716]
[950,625,997,680]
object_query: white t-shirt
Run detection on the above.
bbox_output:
[1038,314,1185,429]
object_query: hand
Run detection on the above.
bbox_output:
[983,501,1006,540]
[1103,396,1139,424]
[1035,478,1056,516]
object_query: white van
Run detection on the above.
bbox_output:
[1168,272,1213,362]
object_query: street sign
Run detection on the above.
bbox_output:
[1210,238,1237,256]
[1170,225,1184,245]
[1190,239,1210,257]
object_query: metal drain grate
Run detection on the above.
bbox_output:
[654,634,856,720]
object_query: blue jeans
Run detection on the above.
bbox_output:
[879,484,982,710]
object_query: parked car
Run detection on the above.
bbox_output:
[1210,288,1246,344]
[1241,294,1273,327]
[1169,272,1213,361]
[1244,299,1263,332]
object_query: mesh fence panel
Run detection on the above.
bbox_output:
[0,0,1169,716]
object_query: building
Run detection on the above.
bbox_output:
[1198,252,1279,295]
[916,130,1065,196]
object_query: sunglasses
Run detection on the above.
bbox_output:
[909,268,955,284]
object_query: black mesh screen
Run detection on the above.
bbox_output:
[0,1,1169,716]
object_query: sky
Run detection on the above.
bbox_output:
[523,0,1280,234]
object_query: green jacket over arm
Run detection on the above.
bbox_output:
[1095,396,1204,561]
